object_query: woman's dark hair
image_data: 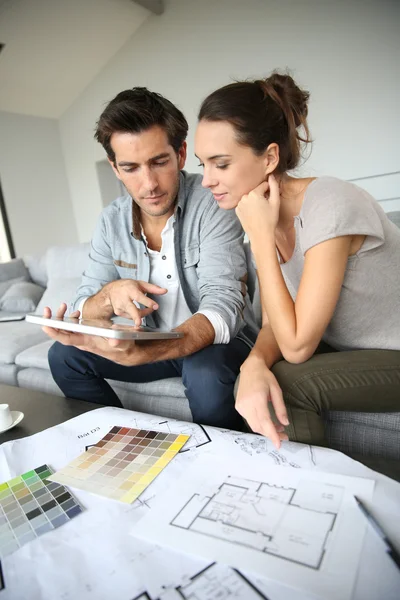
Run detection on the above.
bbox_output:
[95,87,188,164]
[198,72,311,172]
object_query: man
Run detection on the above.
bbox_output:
[46,87,259,430]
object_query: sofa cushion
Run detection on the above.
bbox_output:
[326,409,400,432]
[15,339,53,369]
[109,377,187,399]
[325,412,400,459]
[23,253,48,287]
[0,321,48,363]
[0,281,45,312]
[17,367,192,422]
[17,368,62,397]
[46,243,90,280]
[0,258,29,283]
[113,380,192,420]
[0,364,19,387]
[33,243,90,315]
[35,277,82,314]
[16,341,188,400]
[0,275,28,298]
[387,211,400,228]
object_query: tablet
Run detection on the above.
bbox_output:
[25,314,184,340]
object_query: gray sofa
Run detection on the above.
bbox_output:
[1,215,400,461]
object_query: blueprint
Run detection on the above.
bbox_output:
[171,477,343,569]
[129,539,317,600]
[133,456,375,600]
[2,406,397,600]
[132,562,268,600]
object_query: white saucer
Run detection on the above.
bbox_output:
[0,411,24,434]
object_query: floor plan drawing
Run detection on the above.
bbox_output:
[132,563,268,600]
[172,563,268,599]
[171,476,344,569]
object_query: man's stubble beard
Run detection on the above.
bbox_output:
[133,174,180,219]
[142,197,176,218]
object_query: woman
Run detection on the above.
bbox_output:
[195,72,400,453]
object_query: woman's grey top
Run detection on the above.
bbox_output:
[281,177,400,351]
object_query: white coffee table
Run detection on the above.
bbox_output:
[1,405,399,600]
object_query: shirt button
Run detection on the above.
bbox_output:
[167,274,171,279]
[162,255,167,260]
[144,252,148,256]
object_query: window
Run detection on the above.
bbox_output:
[0,178,15,262]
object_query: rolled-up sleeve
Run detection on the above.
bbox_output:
[196,200,247,340]
[196,309,230,344]
[71,213,120,312]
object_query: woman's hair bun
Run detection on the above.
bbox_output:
[198,69,312,173]
[259,72,310,127]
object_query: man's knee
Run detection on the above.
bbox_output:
[48,342,85,378]
[183,346,239,388]
[48,342,68,370]
[182,348,239,421]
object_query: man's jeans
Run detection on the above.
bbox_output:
[48,338,251,431]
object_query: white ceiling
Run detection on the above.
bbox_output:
[0,0,150,119]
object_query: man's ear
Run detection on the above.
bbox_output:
[108,157,121,180]
[264,143,280,176]
[177,142,187,170]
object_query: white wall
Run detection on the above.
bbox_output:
[59,0,400,242]
[0,0,148,118]
[0,111,78,257]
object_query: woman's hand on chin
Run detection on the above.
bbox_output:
[235,174,280,242]
[235,354,289,449]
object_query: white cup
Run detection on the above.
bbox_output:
[0,404,13,429]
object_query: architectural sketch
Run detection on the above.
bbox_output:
[132,563,268,599]
[171,476,344,569]
[233,436,302,467]
[214,429,316,468]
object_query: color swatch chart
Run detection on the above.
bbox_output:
[48,426,189,504]
[0,465,83,559]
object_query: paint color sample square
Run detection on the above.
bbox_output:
[48,426,189,503]
[0,465,83,559]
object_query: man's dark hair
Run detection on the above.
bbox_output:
[95,87,188,164]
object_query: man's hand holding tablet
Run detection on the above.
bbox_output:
[38,304,135,365]
[26,301,184,367]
